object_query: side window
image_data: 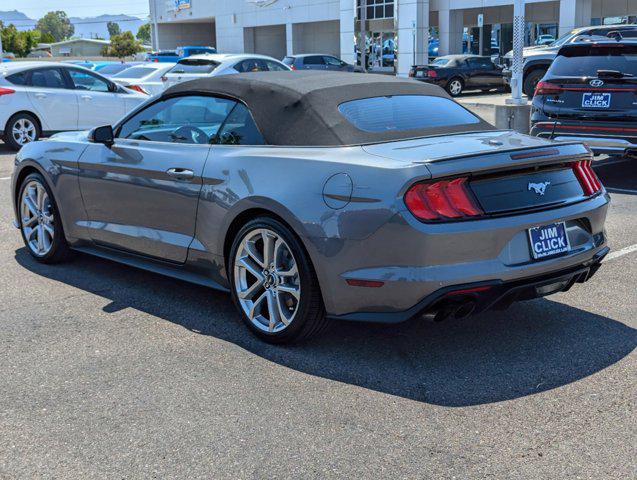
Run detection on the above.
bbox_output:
[6,71,27,85]
[304,56,325,65]
[118,95,236,144]
[324,56,342,66]
[215,103,265,146]
[29,68,66,89]
[235,59,267,73]
[264,60,288,71]
[68,69,110,92]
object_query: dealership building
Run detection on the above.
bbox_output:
[150,0,637,75]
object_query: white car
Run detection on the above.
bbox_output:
[162,54,291,89]
[0,62,147,150]
[111,62,176,96]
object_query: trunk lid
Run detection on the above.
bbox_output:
[363,131,594,215]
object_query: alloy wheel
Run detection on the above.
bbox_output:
[20,180,54,256]
[12,118,37,146]
[233,228,301,333]
[449,80,462,95]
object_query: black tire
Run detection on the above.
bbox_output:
[446,77,464,97]
[523,69,546,98]
[17,172,71,264]
[228,216,327,344]
[3,112,41,151]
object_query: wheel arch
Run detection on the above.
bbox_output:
[3,110,43,135]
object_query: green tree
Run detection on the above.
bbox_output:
[0,23,41,57]
[136,23,151,45]
[39,31,56,44]
[36,11,74,42]
[103,31,143,58]
[107,21,121,38]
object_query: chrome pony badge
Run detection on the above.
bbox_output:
[528,181,551,196]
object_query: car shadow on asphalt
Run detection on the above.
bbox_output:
[15,247,636,408]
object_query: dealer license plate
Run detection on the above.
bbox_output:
[582,92,611,108]
[528,222,570,260]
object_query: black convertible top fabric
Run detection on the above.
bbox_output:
[164,71,495,146]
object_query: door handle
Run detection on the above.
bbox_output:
[166,168,194,180]
[81,95,92,101]
[35,93,46,99]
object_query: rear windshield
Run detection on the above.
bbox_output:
[338,95,480,133]
[431,57,450,66]
[550,45,637,76]
[169,59,219,74]
[98,64,131,76]
[112,67,157,79]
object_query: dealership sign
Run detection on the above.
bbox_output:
[167,0,191,11]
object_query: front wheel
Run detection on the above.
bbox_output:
[228,217,327,344]
[523,69,546,98]
[446,77,464,97]
[18,173,70,263]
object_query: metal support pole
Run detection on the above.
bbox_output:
[360,0,367,72]
[508,0,526,105]
[0,25,3,60]
[151,0,160,50]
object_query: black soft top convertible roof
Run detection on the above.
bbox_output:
[164,71,494,146]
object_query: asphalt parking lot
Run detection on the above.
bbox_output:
[0,143,635,478]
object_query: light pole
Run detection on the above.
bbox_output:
[507,0,526,105]
[151,0,160,50]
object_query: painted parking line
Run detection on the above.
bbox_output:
[607,187,637,195]
[604,244,637,262]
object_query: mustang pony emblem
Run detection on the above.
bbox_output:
[528,181,551,195]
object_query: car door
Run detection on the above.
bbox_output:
[77,94,237,263]
[476,57,503,87]
[323,56,348,71]
[25,67,79,131]
[302,56,327,70]
[66,68,127,129]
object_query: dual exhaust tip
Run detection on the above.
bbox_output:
[424,299,477,323]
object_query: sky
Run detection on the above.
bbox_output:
[5,0,150,19]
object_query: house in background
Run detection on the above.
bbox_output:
[50,38,110,57]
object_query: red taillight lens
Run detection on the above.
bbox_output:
[534,81,562,96]
[404,177,483,222]
[0,87,15,96]
[290,64,297,71]
[125,84,149,95]
[426,69,437,78]
[572,160,602,196]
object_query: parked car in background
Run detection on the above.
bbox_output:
[535,34,556,46]
[111,62,176,96]
[95,62,144,78]
[162,54,290,88]
[503,24,637,96]
[410,55,506,96]
[530,38,637,158]
[0,62,147,150]
[147,46,217,63]
[282,54,362,72]
[91,61,119,72]
[10,71,609,343]
[63,60,95,69]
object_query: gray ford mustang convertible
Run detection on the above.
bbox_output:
[11,71,610,343]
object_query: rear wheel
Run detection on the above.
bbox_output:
[228,217,327,344]
[18,173,70,263]
[446,77,464,97]
[523,69,546,98]
[4,113,40,151]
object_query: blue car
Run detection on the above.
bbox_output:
[148,46,217,63]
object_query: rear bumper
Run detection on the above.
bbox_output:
[329,246,609,323]
[531,121,637,157]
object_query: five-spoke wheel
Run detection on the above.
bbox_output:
[4,113,40,151]
[229,217,326,343]
[18,173,70,263]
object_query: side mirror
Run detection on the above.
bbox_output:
[88,125,114,147]
[108,82,118,93]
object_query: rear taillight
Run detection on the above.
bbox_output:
[426,69,437,78]
[404,177,483,222]
[534,81,562,96]
[125,84,149,95]
[572,160,602,196]
[0,87,15,96]
[290,65,297,71]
